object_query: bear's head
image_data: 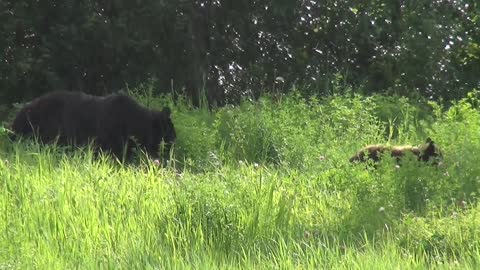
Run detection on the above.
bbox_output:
[417,137,443,164]
[151,107,176,158]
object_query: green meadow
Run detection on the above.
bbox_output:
[1,88,480,269]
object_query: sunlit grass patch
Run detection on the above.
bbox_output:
[1,90,480,268]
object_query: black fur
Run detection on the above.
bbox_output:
[10,91,176,159]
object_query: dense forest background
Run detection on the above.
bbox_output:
[1,0,479,106]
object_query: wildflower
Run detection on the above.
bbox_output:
[275,76,285,84]
[395,164,401,169]
[319,155,326,161]
[443,171,449,177]
[378,207,385,213]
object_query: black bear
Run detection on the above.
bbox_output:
[349,138,442,165]
[10,91,176,160]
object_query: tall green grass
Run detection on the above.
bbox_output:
[1,88,480,269]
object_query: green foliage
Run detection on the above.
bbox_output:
[428,91,480,202]
[2,90,480,268]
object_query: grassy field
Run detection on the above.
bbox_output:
[1,88,480,269]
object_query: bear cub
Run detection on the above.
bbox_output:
[349,138,442,165]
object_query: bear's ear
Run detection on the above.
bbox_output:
[162,107,171,117]
[425,137,434,145]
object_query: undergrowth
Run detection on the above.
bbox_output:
[1,87,480,269]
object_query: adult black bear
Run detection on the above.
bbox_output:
[349,138,442,165]
[10,91,176,160]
